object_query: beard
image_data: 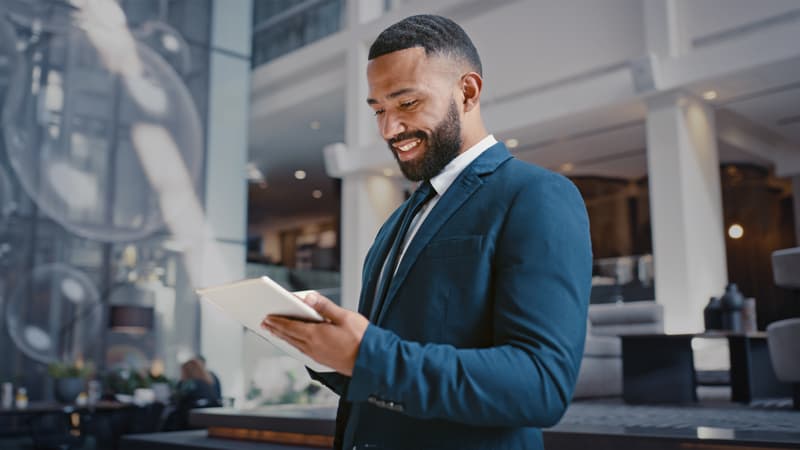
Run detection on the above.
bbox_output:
[388,99,462,182]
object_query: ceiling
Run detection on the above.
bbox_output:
[247,62,800,229]
[247,89,345,226]
[722,83,800,143]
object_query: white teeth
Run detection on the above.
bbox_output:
[397,139,420,152]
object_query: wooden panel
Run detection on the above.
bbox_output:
[208,426,334,448]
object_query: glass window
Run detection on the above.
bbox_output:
[251,0,345,67]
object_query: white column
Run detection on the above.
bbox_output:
[646,93,727,333]
[644,0,690,58]
[198,0,252,403]
[347,0,385,26]
[337,36,405,310]
[340,174,404,310]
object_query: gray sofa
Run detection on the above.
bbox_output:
[573,300,664,398]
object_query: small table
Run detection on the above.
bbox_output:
[0,400,131,416]
[621,332,791,404]
[0,400,153,448]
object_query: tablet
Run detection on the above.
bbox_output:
[196,276,333,372]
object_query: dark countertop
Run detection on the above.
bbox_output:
[189,404,336,436]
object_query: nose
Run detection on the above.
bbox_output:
[379,112,406,141]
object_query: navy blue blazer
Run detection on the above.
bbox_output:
[312,143,592,450]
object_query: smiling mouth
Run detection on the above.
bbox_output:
[393,138,421,152]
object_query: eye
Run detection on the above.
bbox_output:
[400,100,417,109]
[373,108,385,116]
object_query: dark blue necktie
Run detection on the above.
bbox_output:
[370,181,435,320]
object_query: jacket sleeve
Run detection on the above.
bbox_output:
[307,369,350,397]
[345,175,592,427]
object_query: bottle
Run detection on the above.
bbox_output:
[15,387,28,409]
[703,297,722,331]
[742,297,758,333]
[87,380,101,406]
[1,382,12,409]
[720,283,745,333]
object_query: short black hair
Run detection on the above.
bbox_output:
[368,14,482,75]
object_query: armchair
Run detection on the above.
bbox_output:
[573,301,664,398]
[766,317,800,409]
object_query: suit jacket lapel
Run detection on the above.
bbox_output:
[358,207,403,316]
[374,143,513,324]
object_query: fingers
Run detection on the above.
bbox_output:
[263,323,302,349]
[261,316,313,345]
[303,292,346,323]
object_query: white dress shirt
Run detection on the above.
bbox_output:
[394,134,498,272]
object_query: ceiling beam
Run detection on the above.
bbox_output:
[716,109,800,176]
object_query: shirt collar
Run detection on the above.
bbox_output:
[429,134,497,196]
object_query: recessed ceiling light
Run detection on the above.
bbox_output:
[382,168,395,177]
[505,138,519,149]
[312,189,323,199]
[560,162,574,172]
[294,170,307,180]
[310,120,321,130]
[702,90,718,100]
[728,224,743,239]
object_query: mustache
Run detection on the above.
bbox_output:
[387,131,427,147]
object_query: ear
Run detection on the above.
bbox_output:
[461,72,482,113]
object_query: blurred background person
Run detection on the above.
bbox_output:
[196,355,222,401]
[162,358,221,430]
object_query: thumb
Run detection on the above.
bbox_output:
[303,291,346,323]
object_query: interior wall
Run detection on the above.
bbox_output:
[460,0,646,103]
[720,164,800,328]
[571,176,652,259]
[250,215,339,268]
[571,164,800,328]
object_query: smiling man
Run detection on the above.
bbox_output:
[262,14,592,450]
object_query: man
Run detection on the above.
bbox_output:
[263,14,591,450]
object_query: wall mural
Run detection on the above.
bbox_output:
[0,163,15,233]
[2,0,203,242]
[0,0,210,398]
[5,263,101,364]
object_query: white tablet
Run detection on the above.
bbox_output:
[196,276,333,372]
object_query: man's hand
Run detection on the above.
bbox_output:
[261,292,369,376]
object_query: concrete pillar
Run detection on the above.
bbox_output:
[340,173,404,310]
[336,30,406,310]
[644,0,690,58]
[347,0,385,26]
[197,0,252,403]
[646,92,728,333]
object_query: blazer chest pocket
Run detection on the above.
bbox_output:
[415,235,490,345]
[422,235,483,259]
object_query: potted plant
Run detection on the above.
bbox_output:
[104,367,154,403]
[147,371,174,404]
[47,361,93,404]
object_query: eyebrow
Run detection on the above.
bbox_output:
[366,88,418,105]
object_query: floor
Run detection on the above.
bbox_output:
[561,389,798,433]
[547,387,800,449]
[2,388,797,449]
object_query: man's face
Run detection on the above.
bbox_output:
[367,47,463,181]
